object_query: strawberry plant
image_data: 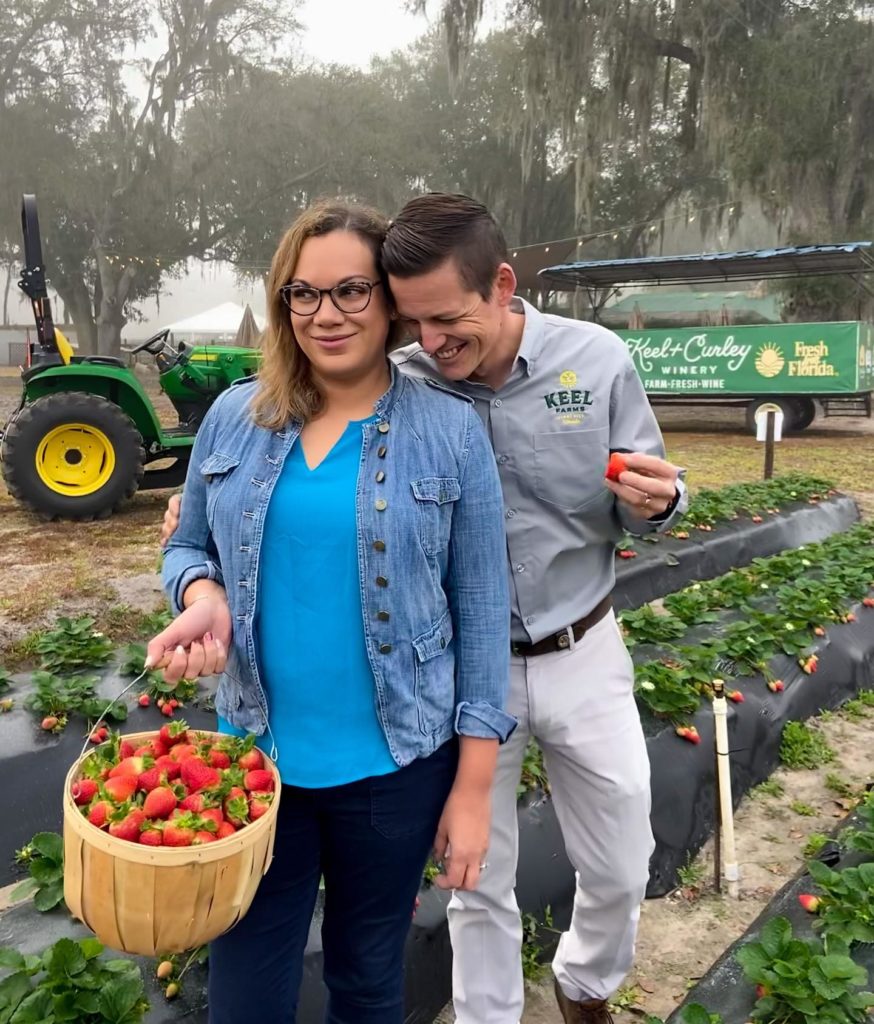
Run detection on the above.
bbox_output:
[0,937,149,1022]
[805,860,874,945]
[25,671,127,724]
[634,660,702,717]
[34,616,114,674]
[0,667,11,692]
[517,740,548,796]
[735,916,874,1024]
[10,831,65,911]
[619,606,687,646]
[839,789,874,855]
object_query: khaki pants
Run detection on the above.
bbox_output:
[448,611,654,1023]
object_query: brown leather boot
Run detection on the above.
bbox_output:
[554,978,615,1023]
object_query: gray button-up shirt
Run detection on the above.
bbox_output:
[393,298,687,643]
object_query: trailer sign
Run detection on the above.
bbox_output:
[616,321,864,395]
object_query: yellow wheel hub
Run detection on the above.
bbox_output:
[35,423,116,497]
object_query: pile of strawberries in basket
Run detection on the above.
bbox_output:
[71,722,275,847]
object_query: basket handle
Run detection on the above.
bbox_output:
[76,669,150,764]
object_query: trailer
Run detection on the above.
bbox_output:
[539,243,874,432]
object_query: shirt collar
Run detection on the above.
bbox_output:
[513,296,546,377]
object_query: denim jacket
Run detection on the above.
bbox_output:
[162,365,515,766]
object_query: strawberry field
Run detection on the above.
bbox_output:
[1,474,873,1023]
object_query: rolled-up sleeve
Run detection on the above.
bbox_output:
[609,355,688,536]
[162,401,226,614]
[447,406,516,743]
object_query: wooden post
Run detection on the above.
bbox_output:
[763,410,775,480]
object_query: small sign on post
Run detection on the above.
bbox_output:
[754,403,784,480]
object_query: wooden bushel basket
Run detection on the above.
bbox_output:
[63,730,281,956]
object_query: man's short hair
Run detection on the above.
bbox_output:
[382,193,509,300]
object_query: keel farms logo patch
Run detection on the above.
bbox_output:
[543,370,593,425]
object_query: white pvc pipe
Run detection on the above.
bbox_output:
[712,683,740,897]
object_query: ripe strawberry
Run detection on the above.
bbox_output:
[675,725,701,744]
[237,747,264,772]
[756,984,770,999]
[169,743,198,763]
[143,786,178,820]
[159,720,188,747]
[243,769,274,793]
[194,830,217,844]
[224,787,250,827]
[180,792,212,813]
[200,807,224,827]
[751,515,763,524]
[798,893,821,913]
[605,451,628,482]
[216,821,237,839]
[845,612,856,623]
[137,694,151,708]
[163,817,197,847]
[674,530,690,540]
[109,757,146,779]
[727,690,745,704]
[863,597,874,608]
[208,749,231,770]
[249,792,274,820]
[109,808,147,843]
[119,739,136,760]
[160,703,174,717]
[139,826,163,846]
[169,699,179,710]
[89,729,105,744]
[41,716,59,731]
[137,767,164,793]
[181,758,221,793]
[104,775,138,803]
[155,755,181,781]
[618,549,637,559]
[72,779,99,806]
[768,679,785,692]
[87,801,112,828]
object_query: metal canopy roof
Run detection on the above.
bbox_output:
[538,242,874,290]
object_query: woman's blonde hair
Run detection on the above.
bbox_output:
[251,200,401,429]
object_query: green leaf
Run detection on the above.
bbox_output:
[0,972,33,1017]
[29,833,63,863]
[33,882,65,912]
[0,950,25,971]
[8,988,53,1023]
[679,1005,715,1024]
[29,859,62,886]
[818,954,867,982]
[44,939,86,980]
[9,879,37,903]
[79,938,103,961]
[98,973,146,1023]
[759,916,793,957]
[735,942,770,979]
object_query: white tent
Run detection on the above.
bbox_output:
[165,302,266,343]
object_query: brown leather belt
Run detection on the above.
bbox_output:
[511,594,613,657]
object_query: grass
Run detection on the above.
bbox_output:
[790,800,817,817]
[677,856,707,888]
[751,778,786,799]
[803,833,831,858]
[779,721,836,770]
[825,773,858,799]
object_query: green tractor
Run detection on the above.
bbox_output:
[1,195,261,520]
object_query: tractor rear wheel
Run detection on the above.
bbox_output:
[1,393,145,520]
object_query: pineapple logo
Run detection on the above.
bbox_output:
[755,344,785,379]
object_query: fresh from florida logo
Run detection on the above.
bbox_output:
[755,343,785,378]
[543,370,593,423]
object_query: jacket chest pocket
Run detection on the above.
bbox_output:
[533,427,610,512]
[200,451,242,524]
[411,476,461,555]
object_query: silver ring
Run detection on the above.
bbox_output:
[480,861,489,871]
[643,492,652,508]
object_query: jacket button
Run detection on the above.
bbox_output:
[377,610,390,621]
[375,470,386,483]
[373,539,386,552]
[377,422,390,434]
[377,445,387,458]
[379,643,392,654]
[375,498,387,511]
[376,575,389,587]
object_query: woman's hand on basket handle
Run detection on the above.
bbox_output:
[146,582,232,684]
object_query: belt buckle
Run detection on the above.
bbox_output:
[556,625,575,651]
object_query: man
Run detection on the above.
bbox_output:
[163,194,686,1024]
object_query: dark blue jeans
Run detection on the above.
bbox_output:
[207,739,458,1024]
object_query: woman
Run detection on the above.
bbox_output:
[146,201,514,1024]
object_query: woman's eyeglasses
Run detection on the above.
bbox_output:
[279,279,382,316]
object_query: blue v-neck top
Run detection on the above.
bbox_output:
[219,417,397,788]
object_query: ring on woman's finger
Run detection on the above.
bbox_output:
[479,861,489,871]
[642,492,652,508]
